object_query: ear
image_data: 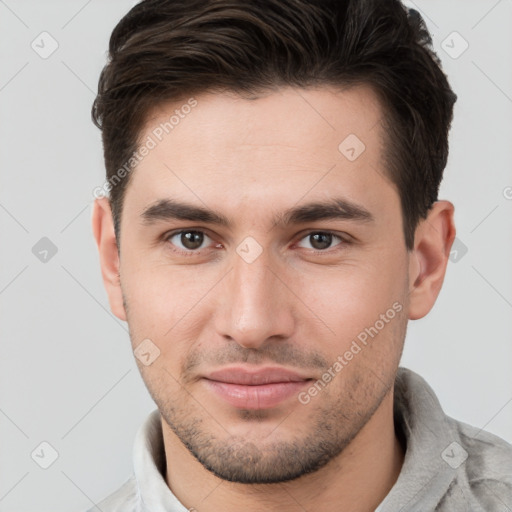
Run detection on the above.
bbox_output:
[91,197,127,321]
[408,200,456,320]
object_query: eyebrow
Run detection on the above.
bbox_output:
[141,197,374,228]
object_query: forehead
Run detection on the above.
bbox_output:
[141,84,385,160]
[125,85,397,225]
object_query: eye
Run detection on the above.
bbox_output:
[166,230,214,253]
[163,229,349,256]
[296,231,345,251]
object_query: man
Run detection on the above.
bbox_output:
[89,0,512,510]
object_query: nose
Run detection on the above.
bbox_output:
[214,247,295,350]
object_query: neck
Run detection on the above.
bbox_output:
[162,390,404,512]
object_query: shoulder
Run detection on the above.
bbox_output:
[450,416,512,506]
[85,475,139,512]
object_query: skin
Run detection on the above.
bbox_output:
[93,84,456,512]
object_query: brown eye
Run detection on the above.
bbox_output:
[297,232,343,251]
[167,230,210,251]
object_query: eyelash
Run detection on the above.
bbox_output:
[162,229,351,257]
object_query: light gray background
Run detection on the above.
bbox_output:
[0,1,511,511]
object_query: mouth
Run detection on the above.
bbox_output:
[202,366,314,410]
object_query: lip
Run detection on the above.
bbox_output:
[202,366,312,409]
[204,366,311,385]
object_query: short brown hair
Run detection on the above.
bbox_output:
[92,0,457,250]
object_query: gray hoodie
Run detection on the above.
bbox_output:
[87,367,512,511]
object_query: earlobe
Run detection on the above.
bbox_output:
[408,200,456,320]
[91,198,127,321]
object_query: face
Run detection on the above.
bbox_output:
[115,85,412,483]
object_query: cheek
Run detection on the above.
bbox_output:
[122,251,180,305]
[121,259,213,347]
[299,255,406,347]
